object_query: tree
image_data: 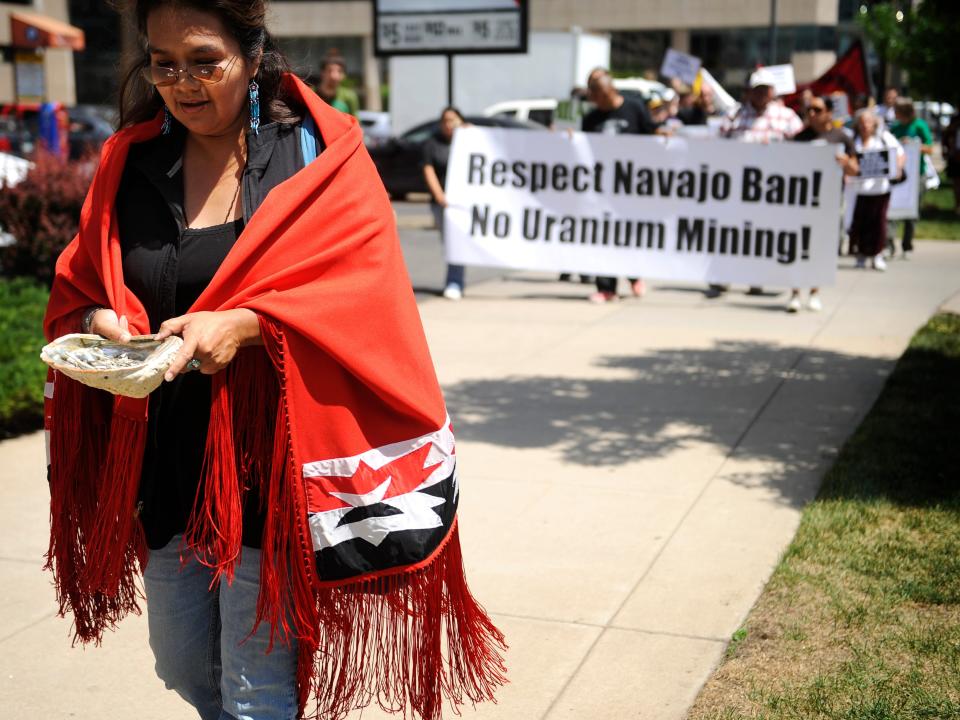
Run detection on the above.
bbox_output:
[858,0,960,105]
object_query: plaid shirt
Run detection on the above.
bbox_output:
[722,101,803,143]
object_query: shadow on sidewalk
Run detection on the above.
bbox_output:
[445,341,891,508]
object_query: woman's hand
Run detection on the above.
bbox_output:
[89,309,133,343]
[155,309,261,381]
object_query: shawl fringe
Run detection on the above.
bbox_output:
[301,526,508,720]
[46,338,507,718]
[45,369,146,644]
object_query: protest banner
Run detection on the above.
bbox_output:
[445,127,843,287]
[660,48,701,86]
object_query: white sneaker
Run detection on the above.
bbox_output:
[873,254,887,272]
[786,295,802,313]
[807,295,822,312]
[902,250,912,260]
[442,284,463,300]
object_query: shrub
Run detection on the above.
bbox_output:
[0,277,50,437]
[0,150,96,285]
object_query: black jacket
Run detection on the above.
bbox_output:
[118,120,317,331]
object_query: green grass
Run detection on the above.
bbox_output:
[0,277,49,437]
[916,176,960,240]
[688,313,960,720]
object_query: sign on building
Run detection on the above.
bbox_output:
[15,51,45,103]
[374,0,528,56]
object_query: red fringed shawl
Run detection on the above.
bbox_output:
[42,74,506,719]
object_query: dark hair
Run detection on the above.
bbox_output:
[116,0,301,128]
[320,53,347,72]
[894,97,916,120]
[819,96,834,113]
[440,106,465,122]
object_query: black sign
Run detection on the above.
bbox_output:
[374,0,528,56]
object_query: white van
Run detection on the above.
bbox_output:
[611,78,672,103]
[483,98,558,127]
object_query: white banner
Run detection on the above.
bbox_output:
[444,127,844,287]
[888,138,921,221]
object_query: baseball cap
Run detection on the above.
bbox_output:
[748,68,776,89]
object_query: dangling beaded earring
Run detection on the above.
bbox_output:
[248,79,260,135]
[161,105,172,135]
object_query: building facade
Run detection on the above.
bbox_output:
[0,0,83,104]
[58,0,867,110]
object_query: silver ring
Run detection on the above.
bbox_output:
[187,359,201,371]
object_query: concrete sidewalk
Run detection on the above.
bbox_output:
[2,241,959,718]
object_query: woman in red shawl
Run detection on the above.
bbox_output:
[42,2,505,719]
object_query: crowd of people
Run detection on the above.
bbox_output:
[419,64,945,313]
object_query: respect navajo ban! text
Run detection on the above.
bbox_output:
[442,127,843,287]
[465,154,822,266]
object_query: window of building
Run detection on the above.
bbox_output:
[691,25,842,94]
[610,31,671,77]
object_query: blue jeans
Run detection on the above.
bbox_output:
[431,202,465,289]
[143,537,299,720]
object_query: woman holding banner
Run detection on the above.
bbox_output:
[848,109,905,271]
[423,107,468,299]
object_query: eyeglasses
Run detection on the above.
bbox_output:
[141,56,239,87]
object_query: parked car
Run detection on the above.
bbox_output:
[0,151,31,188]
[0,103,113,160]
[483,99,557,127]
[358,110,392,149]
[369,115,543,200]
[66,105,116,158]
[914,100,956,139]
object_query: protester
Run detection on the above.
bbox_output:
[945,112,960,215]
[676,84,714,126]
[423,106,468,299]
[714,68,803,297]
[721,68,804,143]
[40,2,504,718]
[315,52,358,116]
[848,108,905,270]
[789,96,860,312]
[889,97,934,259]
[844,93,871,131]
[875,86,898,127]
[665,91,682,129]
[581,68,656,303]
[648,96,670,128]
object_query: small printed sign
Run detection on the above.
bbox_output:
[659,48,702,86]
[763,64,797,96]
[857,148,897,179]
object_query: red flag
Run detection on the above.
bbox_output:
[784,40,870,111]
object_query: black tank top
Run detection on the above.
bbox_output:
[140,217,266,550]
